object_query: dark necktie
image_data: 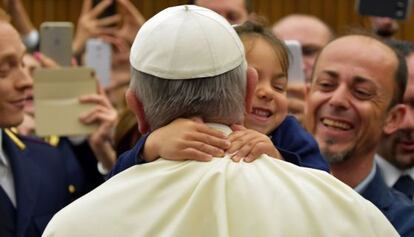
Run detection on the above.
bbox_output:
[393,175,414,200]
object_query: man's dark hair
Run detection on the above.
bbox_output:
[391,49,408,107]
[235,20,289,79]
[385,39,412,107]
[187,0,254,13]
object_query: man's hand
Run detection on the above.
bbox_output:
[73,0,121,55]
[79,85,118,170]
[287,84,306,124]
[33,52,59,68]
[112,0,145,45]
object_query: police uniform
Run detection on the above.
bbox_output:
[0,129,97,237]
[43,135,105,193]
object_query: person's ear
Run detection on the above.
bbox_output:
[383,104,406,135]
[245,66,258,113]
[125,89,150,134]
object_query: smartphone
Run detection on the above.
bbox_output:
[85,38,112,87]
[284,40,305,85]
[40,22,73,67]
[93,0,117,19]
[34,67,98,136]
[356,0,412,20]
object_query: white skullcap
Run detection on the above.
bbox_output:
[129,5,245,80]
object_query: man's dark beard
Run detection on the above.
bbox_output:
[391,130,414,170]
[321,138,353,164]
[322,150,352,164]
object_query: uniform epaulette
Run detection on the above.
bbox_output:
[4,128,26,150]
[44,135,60,147]
[10,132,53,147]
[9,127,61,147]
[9,127,18,134]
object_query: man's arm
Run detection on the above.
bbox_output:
[3,0,39,51]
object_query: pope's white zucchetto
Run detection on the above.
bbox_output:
[129,5,246,80]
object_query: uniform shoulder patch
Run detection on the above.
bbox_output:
[6,129,53,148]
[4,129,26,150]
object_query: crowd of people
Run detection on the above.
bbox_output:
[0,0,413,236]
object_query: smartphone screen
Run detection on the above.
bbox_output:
[85,38,112,87]
[284,40,305,85]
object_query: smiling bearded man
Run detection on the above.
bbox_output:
[305,34,414,236]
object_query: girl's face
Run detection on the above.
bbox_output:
[244,37,288,135]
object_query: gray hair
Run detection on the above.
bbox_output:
[129,64,247,131]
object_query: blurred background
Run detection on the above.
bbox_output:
[2,0,414,41]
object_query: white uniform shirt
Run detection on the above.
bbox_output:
[0,129,16,207]
[376,154,414,201]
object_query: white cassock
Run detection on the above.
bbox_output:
[43,124,399,237]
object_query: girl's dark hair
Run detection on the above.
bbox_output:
[234,20,290,79]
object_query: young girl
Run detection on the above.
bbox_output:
[110,21,328,176]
